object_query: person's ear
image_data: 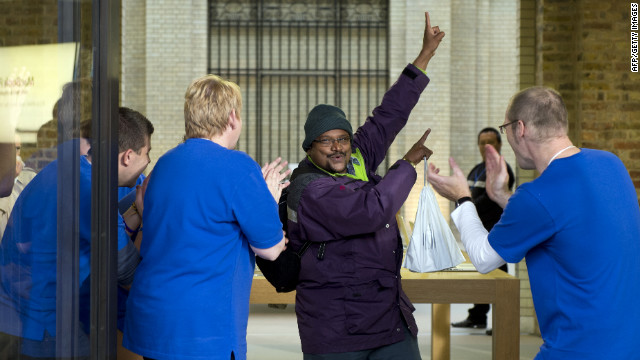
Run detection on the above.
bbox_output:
[120,149,133,167]
[517,120,526,138]
[228,109,240,130]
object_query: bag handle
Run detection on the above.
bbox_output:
[297,241,313,258]
[423,156,427,187]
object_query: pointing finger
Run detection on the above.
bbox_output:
[418,128,431,144]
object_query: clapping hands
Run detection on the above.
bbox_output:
[262,157,292,201]
[484,144,512,208]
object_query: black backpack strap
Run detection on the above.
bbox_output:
[297,241,312,258]
[280,162,329,233]
[283,162,330,259]
[289,162,328,182]
[278,188,290,232]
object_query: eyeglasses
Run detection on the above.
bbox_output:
[313,137,351,147]
[499,120,519,134]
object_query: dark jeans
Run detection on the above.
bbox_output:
[467,264,508,323]
[303,325,421,360]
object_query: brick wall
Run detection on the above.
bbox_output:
[517,0,537,335]
[0,0,57,47]
[538,0,640,197]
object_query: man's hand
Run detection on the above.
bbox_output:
[402,129,434,167]
[123,173,149,245]
[426,157,471,202]
[262,157,291,201]
[413,11,446,71]
[484,144,511,208]
[135,174,150,216]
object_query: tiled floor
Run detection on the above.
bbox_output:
[246,303,543,359]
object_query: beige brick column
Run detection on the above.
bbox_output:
[122,0,208,170]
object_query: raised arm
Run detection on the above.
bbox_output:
[353,11,444,171]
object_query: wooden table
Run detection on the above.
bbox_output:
[250,268,519,360]
[401,268,519,360]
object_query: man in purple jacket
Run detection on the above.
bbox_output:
[286,11,444,360]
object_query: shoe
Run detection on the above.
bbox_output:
[451,318,487,329]
[267,303,288,310]
[486,329,492,335]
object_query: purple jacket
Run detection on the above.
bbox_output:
[287,64,430,354]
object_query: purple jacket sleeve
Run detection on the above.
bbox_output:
[353,64,430,172]
[296,158,417,242]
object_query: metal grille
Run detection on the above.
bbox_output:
[208,0,389,165]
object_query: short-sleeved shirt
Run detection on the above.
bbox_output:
[0,148,140,356]
[123,138,283,360]
[489,149,640,359]
[0,151,92,342]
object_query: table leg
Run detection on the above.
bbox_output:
[492,280,520,360]
[431,303,450,360]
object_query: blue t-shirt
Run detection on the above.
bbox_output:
[123,138,283,360]
[0,146,138,355]
[489,149,640,359]
[0,146,93,357]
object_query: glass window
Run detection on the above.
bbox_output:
[0,1,119,358]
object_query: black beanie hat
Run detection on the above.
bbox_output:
[302,104,353,151]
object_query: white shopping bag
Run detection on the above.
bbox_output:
[403,162,465,272]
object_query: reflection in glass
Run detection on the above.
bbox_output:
[0,2,95,359]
